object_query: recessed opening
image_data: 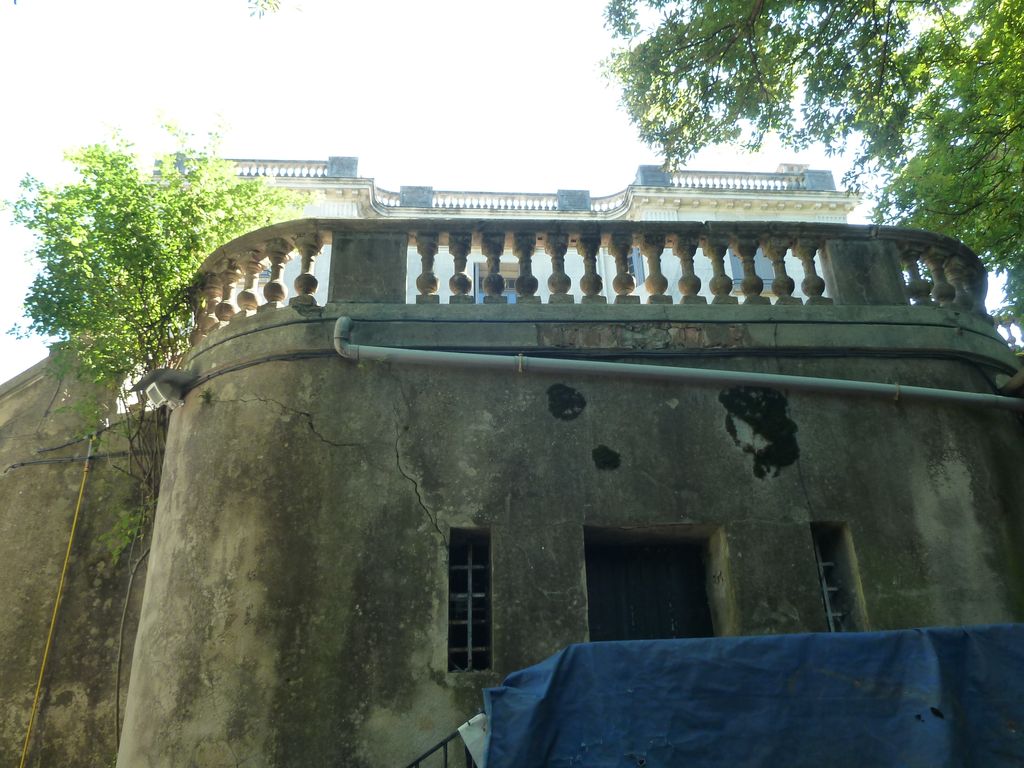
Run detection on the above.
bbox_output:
[584,527,715,642]
[811,522,866,632]
[448,529,491,671]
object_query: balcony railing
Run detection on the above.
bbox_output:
[233,159,330,179]
[670,170,806,191]
[188,219,989,348]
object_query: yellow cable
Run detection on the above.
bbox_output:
[18,436,94,768]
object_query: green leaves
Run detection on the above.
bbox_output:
[607,0,930,160]
[10,131,302,386]
[606,0,1024,312]
[248,0,281,17]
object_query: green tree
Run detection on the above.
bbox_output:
[605,0,1024,313]
[11,132,302,386]
[9,131,302,576]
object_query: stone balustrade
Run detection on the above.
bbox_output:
[430,191,560,212]
[374,187,593,213]
[590,192,628,212]
[233,159,330,178]
[670,170,806,192]
[189,219,990,347]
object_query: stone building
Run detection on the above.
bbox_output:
[2,159,1022,767]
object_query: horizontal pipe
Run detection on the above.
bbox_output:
[333,317,1024,413]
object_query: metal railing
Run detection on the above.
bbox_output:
[402,729,477,768]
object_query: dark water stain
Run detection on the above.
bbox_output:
[547,383,586,420]
[592,445,621,470]
[718,386,799,479]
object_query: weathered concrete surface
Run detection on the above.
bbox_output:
[821,239,908,305]
[329,231,409,303]
[118,303,1024,767]
[0,358,147,767]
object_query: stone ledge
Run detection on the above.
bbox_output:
[184,302,1020,383]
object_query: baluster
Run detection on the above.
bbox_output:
[215,259,241,323]
[673,235,705,304]
[729,235,768,304]
[640,232,671,304]
[233,249,264,321]
[513,231,540,303]
[761,235,801,305]
[943,251,979,311]
[999,319,1013,345]
[577,234,606,304]
[261,237,295,308]
[196,271,222,339]
[190,303,206,346]
[700,236,737,304]
[898,242,933,306]
[481,232,507,304]
[609,232,639,304]
[448,232,473,304]
[1004,319,1022,348]
[415,232,440,304]
[545,233,573,304]
[921,246,956,307]
[291,233,323,306]
[794,239,832,305]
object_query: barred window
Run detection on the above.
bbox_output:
[811,522,865,632]
[448,530,491,671]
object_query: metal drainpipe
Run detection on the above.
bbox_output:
[332,317,1024,413]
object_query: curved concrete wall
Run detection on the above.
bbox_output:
[118,303,1024,766]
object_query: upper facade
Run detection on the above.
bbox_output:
[221,157,858,310]
[230,156,858,223]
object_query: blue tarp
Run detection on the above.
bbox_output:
[484,625,1024,767]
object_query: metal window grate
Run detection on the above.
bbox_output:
[811,523,860,632]
[448,531,490,671]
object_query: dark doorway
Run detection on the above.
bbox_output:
[585,534,714,641]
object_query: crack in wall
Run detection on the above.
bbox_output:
[223,395,366,449]
[393,428,448,546]
[389,382,448,547]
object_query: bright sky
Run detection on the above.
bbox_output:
[0,0,875,384]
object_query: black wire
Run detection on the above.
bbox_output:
[4,451,131,474]
[35,422,116,454]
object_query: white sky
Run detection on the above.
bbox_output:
[0,0,911,384]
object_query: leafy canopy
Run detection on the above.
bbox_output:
[605,0,1024,312]
[10,132,303,385]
